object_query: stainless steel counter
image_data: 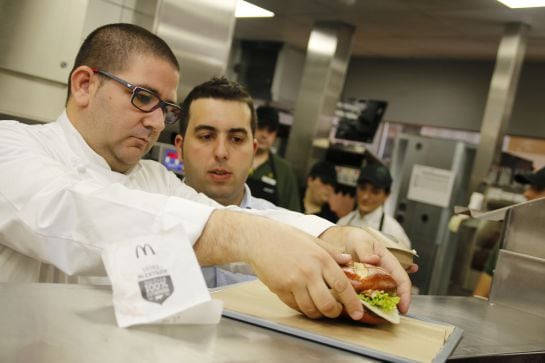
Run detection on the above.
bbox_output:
[0,283,378,363]
[1,283,544,362]
[410,295,545,359]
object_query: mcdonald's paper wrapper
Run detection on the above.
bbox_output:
[102,226,223,328]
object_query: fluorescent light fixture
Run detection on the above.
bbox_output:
[308,30,337,56]
[497,0,545,8]
[236,0,274,18]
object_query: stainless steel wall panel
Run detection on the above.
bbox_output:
[271,45,305,108]
[490,250,545,318]
[154,0,236,141]
[487,197,545,318]
[0,71,67,123]
[469,23,528,193]
[285,22,354,180]
[82,0,157,36]
[120,9,155,30]
[501,197,545,259]
[125,0,157,15]
[82,0,125,36]
[0,0,88,122]
[155,0,236,99]
[0,0,88,84]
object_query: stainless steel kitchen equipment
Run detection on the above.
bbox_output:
[489,196,545,318]
[388,133,475,294]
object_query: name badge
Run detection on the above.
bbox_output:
[261,175,277,186]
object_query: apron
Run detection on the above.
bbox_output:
[348,209,386,231]
[247,151,279,205]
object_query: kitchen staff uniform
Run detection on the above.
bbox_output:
[247,151,302,212]
[0,112,334,286]
[337,206,411,249]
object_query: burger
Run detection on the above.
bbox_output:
[342,262,400,324]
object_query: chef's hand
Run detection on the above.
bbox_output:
[246,220,364,321]
[195,210,364,321]
[318,226,412,314]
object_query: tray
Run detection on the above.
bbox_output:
[212,280,463,363]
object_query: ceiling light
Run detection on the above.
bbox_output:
[497,0,545,8]
[236,0,274,18]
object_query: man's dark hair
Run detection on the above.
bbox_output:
[66,23,179,103]
[179,77,257,136]
[308,160,337,187]
[256,105,280,133]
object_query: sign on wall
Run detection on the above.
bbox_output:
[407,164,455,208]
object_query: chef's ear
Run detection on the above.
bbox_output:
[69,66,98,107]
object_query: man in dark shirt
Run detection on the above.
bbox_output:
[302,160,339,222]
[247,106,301,211]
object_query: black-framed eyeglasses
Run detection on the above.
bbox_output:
[92,68,182,125]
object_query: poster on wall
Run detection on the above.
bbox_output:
[407,164,455,208]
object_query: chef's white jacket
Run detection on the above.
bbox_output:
[0,112,334,283]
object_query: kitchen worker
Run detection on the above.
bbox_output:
[337,164,411,249]
[0,23,413,321]
[302,160,340,223]
[247,105,302,212]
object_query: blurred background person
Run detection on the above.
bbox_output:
[247,105,301,212]
[337,164,411,249]
[302,160,338,222]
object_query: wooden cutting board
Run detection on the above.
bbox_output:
[212,280,461,363]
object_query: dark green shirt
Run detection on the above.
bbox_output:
[248,152,302,212]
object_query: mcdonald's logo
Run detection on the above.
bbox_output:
[135,244,155,259]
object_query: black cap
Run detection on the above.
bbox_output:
[357,164,392,190]
[256,105,279,132]
[309,161,337,186]
[514,166,545,188]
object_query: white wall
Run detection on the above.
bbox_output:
[342,58,545,138]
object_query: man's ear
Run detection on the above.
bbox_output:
[69,66,97,107]
[252,138,258,154]
[174,134,184,161]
